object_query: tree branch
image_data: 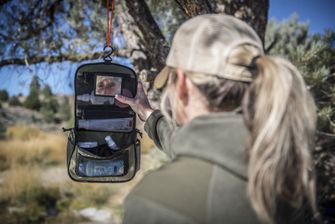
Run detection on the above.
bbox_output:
[0,49,131,67]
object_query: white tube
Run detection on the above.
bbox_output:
[77,91,114,105]
[105,136,119,150]
[78,118,133,132]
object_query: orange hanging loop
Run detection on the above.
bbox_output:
[106,0,115,48]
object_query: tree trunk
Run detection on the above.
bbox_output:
[124,0,170,73]
[125,0,268,75]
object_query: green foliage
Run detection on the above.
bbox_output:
[30,75,41,91]
[58,97,71,122]
[0,121,6,140]
[8,96,21,106]
[41,84,53,98]
[24,89,41,110]
[22,76,62,123]
[266,15,335,134]
[0,90,9,102]
[40,83,58,122]
[40,98,59,123]
[24,75,41,111]
[0,0,106,65]
[266,16,335,222]
[12,186,62,223]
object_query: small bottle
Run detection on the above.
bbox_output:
[78,162,88,176]
[105,136,119,150]
[77,91,114,105]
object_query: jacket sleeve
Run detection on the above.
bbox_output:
[144,110,176,158]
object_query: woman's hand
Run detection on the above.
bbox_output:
[115,82,154,121]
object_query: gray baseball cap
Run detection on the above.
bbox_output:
[154,14,264,89]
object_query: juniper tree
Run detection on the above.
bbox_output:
[8,95,21,106]
[0,120,6,139]
[40,84,59,122]
[58,96,71,122]
[41,84,53,99]
[0,90,9,102]
[24,75,41,110]
[266,15,335,135]
[266,15,335,221]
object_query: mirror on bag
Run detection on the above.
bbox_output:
[95,75,122,96]
[66,63,140,183]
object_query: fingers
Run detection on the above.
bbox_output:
[137,81,143,89]
[115,81,147,109]
[137,81,145,94]
[115,94,135,106]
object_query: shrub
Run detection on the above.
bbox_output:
[59,97,71,122]
[41,84,53,98]
[24,75,41,111]
[0,90,9,102]
[0,121,6,140]
[8,96,22,106]
[40,98,59,123]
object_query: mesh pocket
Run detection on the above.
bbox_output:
[76,150,129,177]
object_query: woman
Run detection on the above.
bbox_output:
[116,14,318,224]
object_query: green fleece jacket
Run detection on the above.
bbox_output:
[123,110,305,224]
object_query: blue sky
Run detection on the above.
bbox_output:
[269,0,335,33]
[0,0,334,96]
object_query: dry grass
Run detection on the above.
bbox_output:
[0,124,158,223]
[0,166,41,204]
[64,182,119,209]
[0,125,66,169]
[140,132,155,154]
[6,125,44,141]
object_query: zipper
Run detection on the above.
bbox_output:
[136,128,143,138]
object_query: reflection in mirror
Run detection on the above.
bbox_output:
[95,75,122,96]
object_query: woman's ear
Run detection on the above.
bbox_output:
[175,68,188,105]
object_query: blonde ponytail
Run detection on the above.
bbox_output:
[243,56,318,223]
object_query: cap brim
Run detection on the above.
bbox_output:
[154,66,169,89]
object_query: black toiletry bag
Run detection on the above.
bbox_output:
[65,62,140,183]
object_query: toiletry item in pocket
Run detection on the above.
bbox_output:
[105,136,119,150]
[77,141,98,148]
[78,159,124,177]
[115,88,133,108]
[78,117,133,132]
[77,91,114,105]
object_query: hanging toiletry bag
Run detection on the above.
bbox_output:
[66,62,140,183]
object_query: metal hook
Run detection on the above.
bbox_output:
[103,45,114,63]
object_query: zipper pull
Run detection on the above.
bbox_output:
[136,129,143,138]
[62,127,72,132]
[62,127,75,144]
